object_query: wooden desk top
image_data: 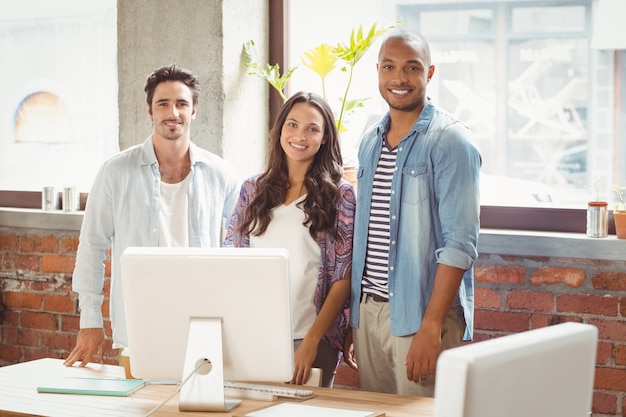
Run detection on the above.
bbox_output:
[0,358,434,417]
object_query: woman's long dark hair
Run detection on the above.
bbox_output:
[239,91,344,240]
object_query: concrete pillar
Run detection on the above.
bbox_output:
[116,0,269,178]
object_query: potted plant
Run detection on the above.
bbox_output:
[242,22,396,185]
[613,186,626,239]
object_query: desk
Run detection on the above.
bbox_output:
[0,359,434,417]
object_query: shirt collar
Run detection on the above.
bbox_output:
[376,98,435,141]
[140,136,209,167]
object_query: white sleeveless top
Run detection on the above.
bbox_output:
[250,195,320,339]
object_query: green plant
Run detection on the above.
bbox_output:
[242,40,296,102]
[243,22,396,135]
[614,186,626,211]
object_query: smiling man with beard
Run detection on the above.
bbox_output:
[64,64,240,369]
[344,30,482,398]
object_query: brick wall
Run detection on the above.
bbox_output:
[335,254,626,417]
[2,226,626,416]
[0,228,118,366]
[472,255,626,417]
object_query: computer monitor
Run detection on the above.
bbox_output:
[434,322,597,417]
[121,246,293,412]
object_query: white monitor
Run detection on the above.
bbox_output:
[434,322,597,417]
[121,246,293,412]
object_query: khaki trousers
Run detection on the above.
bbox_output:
[353,296,465,397]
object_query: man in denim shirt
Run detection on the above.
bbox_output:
[64,64,240,368]
[345,30,481,397]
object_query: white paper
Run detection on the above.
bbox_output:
[246,402,382,417]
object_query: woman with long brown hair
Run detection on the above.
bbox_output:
[224,91,355,388]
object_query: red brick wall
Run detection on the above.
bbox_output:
[334,254,626,417]
[471,256,626,417]
[2,227,625,416]
[0,228,117,366]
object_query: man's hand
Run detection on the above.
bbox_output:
[63,328,106,367]
[405,264,465,382]
[343,327,358,371]
[405,323,441,382]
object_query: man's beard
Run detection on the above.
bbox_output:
[387,98,421,112]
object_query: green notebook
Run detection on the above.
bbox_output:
[37,377,147,397]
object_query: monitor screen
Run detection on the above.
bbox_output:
[434,322,597,417]
[121,246,293,412]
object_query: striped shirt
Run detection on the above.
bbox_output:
[361,139,397,300]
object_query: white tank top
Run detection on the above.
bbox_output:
[250,195,320,339]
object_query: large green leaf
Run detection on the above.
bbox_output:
[242,40,296,101]
[301,43,339,79]
[335,23,389,68]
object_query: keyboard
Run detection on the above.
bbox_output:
[223,381,315,401]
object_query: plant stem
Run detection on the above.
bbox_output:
[337,65,355,132]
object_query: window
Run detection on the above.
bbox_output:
[0,0,118,192]
[405,2,594,206]
[284,0,626,231]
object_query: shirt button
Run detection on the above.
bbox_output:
[389,292,394,298]
[391,240,396,245]
[411,169,416,175]
[398,147,403,152]
[389,266,395,271]
[391,215,397,220]
[391,190,395,194]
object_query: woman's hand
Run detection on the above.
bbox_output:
[290,338,318,385]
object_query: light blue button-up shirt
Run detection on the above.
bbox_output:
[349,101,481,340]
[72,136,241,348]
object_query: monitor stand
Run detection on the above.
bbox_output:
[179,317,241,412]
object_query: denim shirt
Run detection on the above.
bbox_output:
[72,136,241,348]
[349,101,481,340]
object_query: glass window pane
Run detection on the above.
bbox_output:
[429,41,496,163]
[507,37,590,204]
[0,0,118,191]
[511,5,587,33]
[397,7,494,36]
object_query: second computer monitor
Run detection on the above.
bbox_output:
[434,322,597,417]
